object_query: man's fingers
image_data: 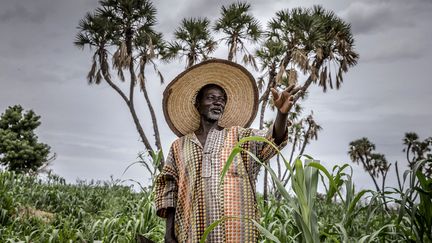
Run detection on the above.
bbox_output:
[285,84,295,93]
[270,88,279,100]
[281,90,290,100]
[290,87,302,95]
[280,101,293,114]
[272,86,301,113]
[292,90,304,103]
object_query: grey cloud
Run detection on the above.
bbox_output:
[155,0,268,35]
[362,40,425,62]
[0,3,47,23]
[348,21,431,62]
[307,113,432,162]
[339,1,414,35]
[179,0,240,19]
[339,0,432,36]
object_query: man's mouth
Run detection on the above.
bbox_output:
[211,108,223,114]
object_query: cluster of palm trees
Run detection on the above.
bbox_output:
[75,0,359,196]
[347,132,432,211]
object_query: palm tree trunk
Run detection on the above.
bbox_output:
[359,156,381,193]
[381,167,389,211]
[298,127,311,156]
[259,65,276,202]
[295,60,324,102]
[281,135,297,186]
[370,172,381,193]
[187,54,194,68]
[187,48,196,68]
[276,154,281,180]
[102,72,154,153]
[259,99,269,129]
[283,136,300,186]
[125,27,157,157]
[258,75,275,129]
[260,100,270,201]
[406,144,412,166]
[228,36,237,61]
[288,136,297,170]
[395,162,403,192]
[274,50,293,84]
[259,64,276,128]
[141,78,165,169]
[273,154,282,199]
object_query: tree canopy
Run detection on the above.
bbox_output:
[0,105,52,173]
[75,0,165,169]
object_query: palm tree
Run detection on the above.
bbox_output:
[403,132,432,177]
[348,138,389,193]
[348,138,391,209]
[267,6,359,101]
[163,17,217,68]
[75,12,115,85]
[403,132,419,165]
[255,38,286,130]
[214,1,262,67]
[257,6,357,200]
[266,7,309,86]
[255,38,293,200]
[299,6,359,94]
[75,0,165,169]
[298,112,322,156]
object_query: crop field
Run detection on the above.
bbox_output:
[1,152,430,242]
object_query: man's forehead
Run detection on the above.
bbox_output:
[203,87,225,95]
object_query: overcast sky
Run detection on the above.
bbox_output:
[1,0,431,192]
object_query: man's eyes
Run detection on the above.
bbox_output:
[207,96,226,102]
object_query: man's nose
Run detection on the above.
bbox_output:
[213,99,224,107]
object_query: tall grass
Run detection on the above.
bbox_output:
[1,140,430,242]
[0,171,164,242]
[214,136,430,242]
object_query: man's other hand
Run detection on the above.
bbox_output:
[270,84,301,114]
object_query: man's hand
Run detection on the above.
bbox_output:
[164,235,178,243]
[271,84,301,144]
[165,207,178,243]
[270,84,301,114]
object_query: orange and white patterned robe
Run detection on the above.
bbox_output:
[155,126,287,242]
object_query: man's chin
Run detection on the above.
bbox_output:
[206,114,222,122]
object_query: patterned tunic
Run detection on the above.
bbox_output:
[155,126,287,242]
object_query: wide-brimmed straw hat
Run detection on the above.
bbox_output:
[163,59,258,137]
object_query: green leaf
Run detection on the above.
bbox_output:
[251,219,281,243]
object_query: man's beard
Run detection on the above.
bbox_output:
[205,110,223,122]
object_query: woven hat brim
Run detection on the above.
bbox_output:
[163,59,258,137]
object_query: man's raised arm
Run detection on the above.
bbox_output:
[271,84,301,144]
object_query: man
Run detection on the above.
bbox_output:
[156,59,299,242]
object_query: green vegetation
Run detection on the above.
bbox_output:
[0,105,53,174]
[216,136,432,243]
[0,172,164,242]
[1,152,431,242]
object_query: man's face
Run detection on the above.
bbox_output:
[196,87,226,122]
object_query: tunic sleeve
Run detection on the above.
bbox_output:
[256,124,288,162]
[238,124,288,178]
[155,142,179,218]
